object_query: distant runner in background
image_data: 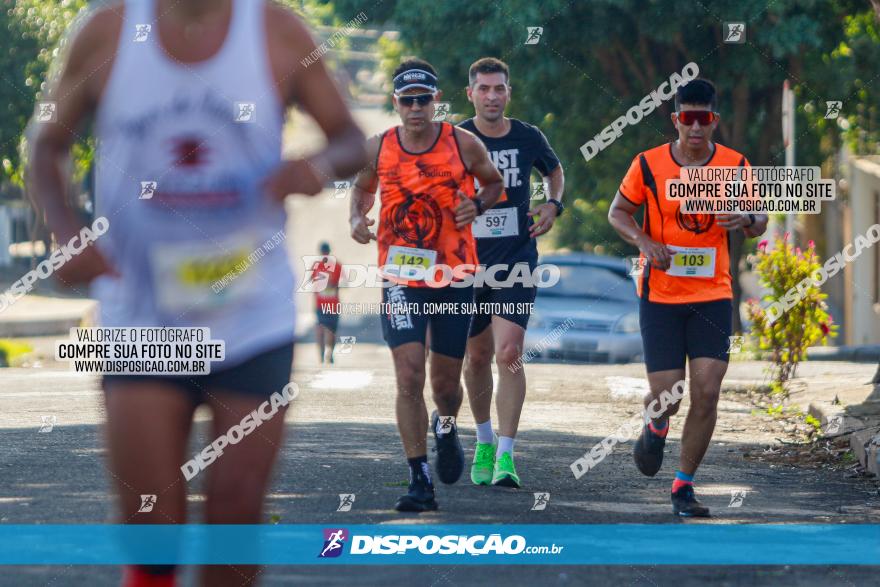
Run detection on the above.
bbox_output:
[309,241,343,364]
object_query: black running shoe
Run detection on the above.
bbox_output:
[432,411,465,484]
[633,423,666,477]
[671,484,710,517]
[394,483,438,512]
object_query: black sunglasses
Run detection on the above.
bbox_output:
[397,93,435,107]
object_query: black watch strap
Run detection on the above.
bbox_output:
[472,197,484,215]
[747,213,756,227]
[549,198,564,217]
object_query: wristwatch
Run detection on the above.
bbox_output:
[548,198,565,217]
[471,197,485,216]
[746,213,756,227]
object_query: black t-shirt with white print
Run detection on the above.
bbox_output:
[458,117,560,268]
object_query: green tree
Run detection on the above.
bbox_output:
[0,0,88,188]
[328,0,876,330]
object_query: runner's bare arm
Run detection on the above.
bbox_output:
[742,214,768,238]
[608,191,674,269]
[452,128,503,228]
[27,6,120,241]
[455,128,503,210]
[26,6,122,284]
[718,212,768,238]
[547,164,565,202]
[264,5,366,198]
[528,164,565,237]
[349,135,381,244]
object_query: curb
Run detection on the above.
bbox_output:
[0,311,95,337]
[851,427,880,477]
[806,392,880,477]
[807,345,880,362]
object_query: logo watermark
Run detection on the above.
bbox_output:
[139,181,157,200]
[319,529,348,558]
[432,102,451,122]
[0,217,110,315]
[333,181,351,199]
[510,318,574,373]
[38,415,56,433]
[235,102,256,123]
[525,27,543,45]
[581,63,699,162]
[728,490,747,508]
[571,380,686,478]
[36,102,57,122]
[531,492,550,511]
[56,327,225,375]
[728,336,744,354]
[629,257,647,277]
[670,166,835,215]
[724,22,746,43]
[435,415,455,436]
[182,383,299,481]
[764,223,880,324]
[337,494,355,512]
[530,181,547,201]
[297,259,561,291]
[212,230,287,294]
[337,336,356,354]
[134,24,151,42]
[824,415,844,435]
[301,12,368,68]
[138,495,157,513]
[824,101,842,119]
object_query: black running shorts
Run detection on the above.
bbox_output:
[103,341,295,403]
[639,297,733,373]
[468,281,537,337]
[380,282,474,359]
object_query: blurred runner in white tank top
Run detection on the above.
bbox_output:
[27,0,366,584]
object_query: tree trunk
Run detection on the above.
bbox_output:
[729,78,750,334]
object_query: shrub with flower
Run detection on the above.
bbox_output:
[745,234,837,396]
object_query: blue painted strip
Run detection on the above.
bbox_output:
[0,525,877,565]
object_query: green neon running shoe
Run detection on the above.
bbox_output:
[492,452,521,488]
[470,441,496,486]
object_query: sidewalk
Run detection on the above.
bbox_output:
[0,291,379,342]
[0,295,97,337]
[784,361,880,476]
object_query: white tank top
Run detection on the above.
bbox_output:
[93,0,296,366]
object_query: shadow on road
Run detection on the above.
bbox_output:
[2,420,879,586]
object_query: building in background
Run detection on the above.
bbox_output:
[831,151,880,346]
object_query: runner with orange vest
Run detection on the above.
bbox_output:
[608,78,767,517]
[350,58,504,512]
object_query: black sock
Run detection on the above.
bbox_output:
[407,455,433,489]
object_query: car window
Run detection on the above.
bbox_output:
[541,264,635,300]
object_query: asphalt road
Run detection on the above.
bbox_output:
[1,343,879,586]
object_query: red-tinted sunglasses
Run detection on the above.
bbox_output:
[674,111,718,126]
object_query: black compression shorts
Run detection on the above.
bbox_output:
[639,297,733,373]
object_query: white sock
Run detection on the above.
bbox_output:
[496,436,515,458]
[475,420,494,444]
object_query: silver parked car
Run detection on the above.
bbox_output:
[523,253,643,363]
